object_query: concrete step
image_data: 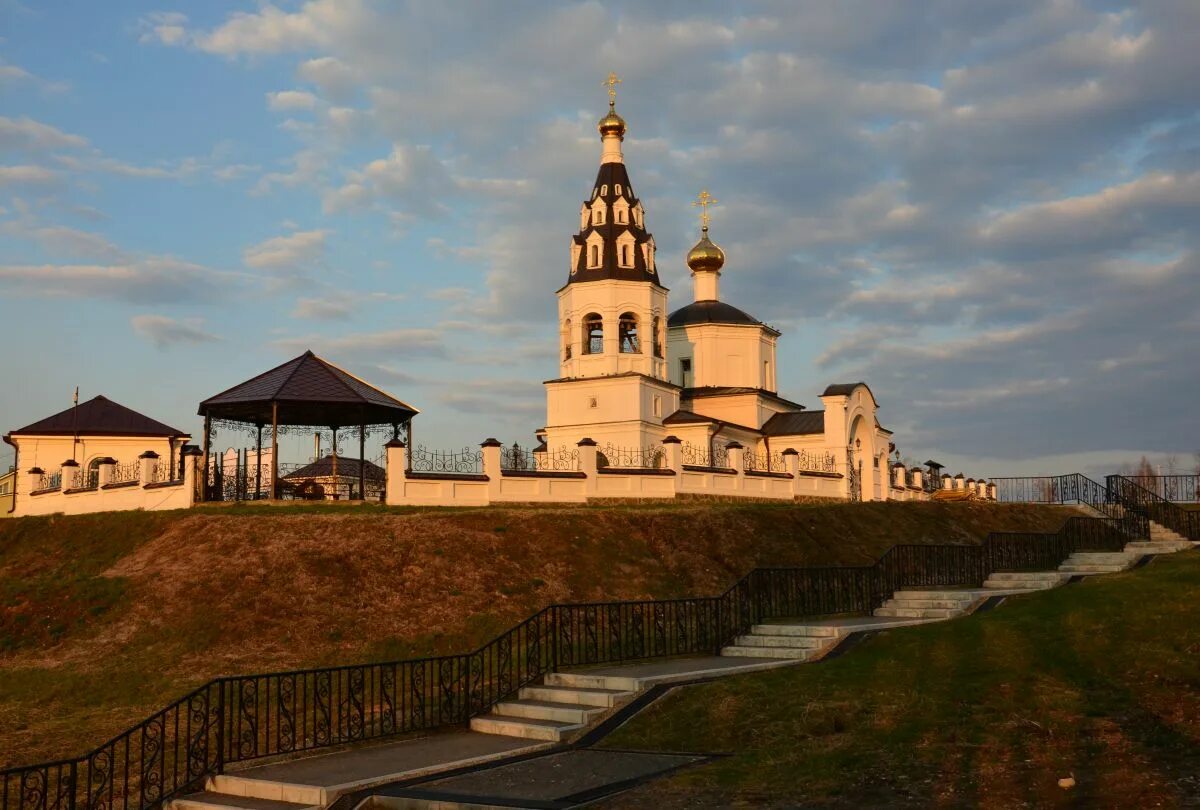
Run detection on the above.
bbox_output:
[469,713,582,742]
[171,794,318,810]
[491,699,604,725]
[544,671,641,692]
[519,684,632,708]
[892,589,978,602]
[719,645,814,660]
[883,597,977,610]
[1058,563,1129,574]
[1125,541,1191,554]
[873,606,967,619]
[1065,552,1138,563]
[750,623,842,638]
[732,634,827,649]
[983,579,1058,591]
[987,571,1064,582]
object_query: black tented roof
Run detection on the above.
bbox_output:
[198,351,419,427]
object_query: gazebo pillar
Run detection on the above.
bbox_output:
[201,414,211,502]
[271,401,279,499]
[255,423,263,500]
[358,411,366,501]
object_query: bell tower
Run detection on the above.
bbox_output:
[542,75,679,449]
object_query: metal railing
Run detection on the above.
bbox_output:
[0,515,1134,810]
[988,474,1148,539]
[408,446,483,475]
[1106,475,1200,541]
[596,444,666,470]
[743,452,786,473]
[500,445,580,472]
[1119,475,1199,503]
[680,443,729,469]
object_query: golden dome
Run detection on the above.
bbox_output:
[687,228,725,272]
[598,103,626,137]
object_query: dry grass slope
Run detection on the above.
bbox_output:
[0,500,1070,766]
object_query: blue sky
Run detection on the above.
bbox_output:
[2,0,1198,478]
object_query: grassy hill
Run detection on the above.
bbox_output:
[0,500,1071,767]
[604,550,1200,808]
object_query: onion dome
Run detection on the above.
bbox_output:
[686,226,725,273]
[598,102,626,138]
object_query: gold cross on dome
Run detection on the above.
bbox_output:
[603,71,621,107]
[693,189,717,231]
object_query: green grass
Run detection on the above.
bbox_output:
[603,551,1200,808]
[0,501,1071,767]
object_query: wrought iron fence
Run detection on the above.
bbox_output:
[151,460,181,484]
[794,450,837,474]
[743,452,786,473]
[500,444,580,472]
[1,514,1138,810]
[680,443,730,469]
[988,474,1152,540]
[1106,475,1200,541]
[110,462,140,485]
[409,445,483,474]
[597,444,666,469]
[1119,475,1200,503]
[40,471,62,490]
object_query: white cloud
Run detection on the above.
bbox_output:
[291,295,353,320]
[297,56,358,102]
[267,90,318,111]
[137,11,191,46]
[272,328,447,360]
[131,314,221,348]
[0,258,236,303]
[242,229,329,270]
[0,165,59,185]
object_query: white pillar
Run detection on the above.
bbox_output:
[96,457,116,487]
[25,467,45,493]
[61,459,80,490]
[988,482,997,501]
[943,474,953,490]
[578,438,599,498]
[727,442,746,490]
[181,447,201,505]
[893,464,906,488]
[661,436,683,475]
[782,449,800,498]
[481,438,502,501]
[953,475,964,491]
[911,468,924,491]
[139,451,159,486]
[385,440,407,504]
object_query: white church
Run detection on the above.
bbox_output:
[536,78,897,501]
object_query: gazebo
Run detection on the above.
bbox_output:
[197,351,418,501]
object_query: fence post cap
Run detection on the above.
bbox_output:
[661,435,682,445]
[28,467,44,475]
[384,439,406,449]
[138,450,160,460]
[781,448,798,456]
[61,459,80,467]
[576,437,597,447]
[725,441,744,450]
[95,456,117,465]
[954,472,964,478]
[480,438,503,448]
[181,445,203,457]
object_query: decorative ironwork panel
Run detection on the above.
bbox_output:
[409,446,483,474]
[596,444,665,469]
[501,444,580,471]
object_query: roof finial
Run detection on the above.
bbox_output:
[693,189,717,234]
[603,71,621,109]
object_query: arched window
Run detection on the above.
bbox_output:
[589,244,599,267]
[583,313,603,354]
[619,312,640,354]
[616,209,626,224]
[593,206,605,225]
[653,315,663,358]
[562,319,572,360]
[621,244,631,266]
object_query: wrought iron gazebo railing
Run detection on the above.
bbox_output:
[596,444,666,469]
[500,445,580,472]
[408,445,483,475]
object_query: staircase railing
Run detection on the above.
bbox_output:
[0,515,1133,810]
[1106,475,1200,541]
[988,474,1148,539]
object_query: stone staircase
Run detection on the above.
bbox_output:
[720,623,843,660]
[984,571,1067,590]
[873,589,980,619]
[1057,550,1141,575]
[469,675,637,742]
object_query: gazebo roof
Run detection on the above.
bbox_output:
[282,455,386,481]
[198,351,419,427]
